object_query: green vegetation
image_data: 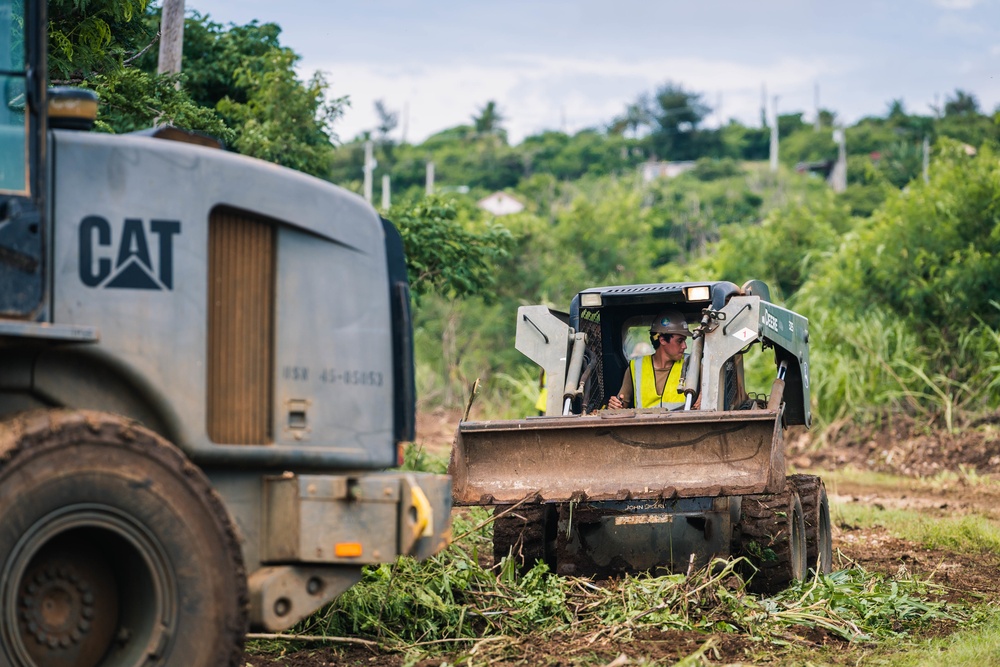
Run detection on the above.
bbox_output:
[836,503,1000,555]
[45,3,1000,433]
[245,475,1000,665]
[882,610,1000,667]
[48,4,1000,665]
[47,1,344,176]
[261,505,977,665]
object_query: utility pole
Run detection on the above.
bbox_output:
[830,126,847,193]
[425,161,435,195]
[769,95,779,173]
[760,83,768,128]
[158,0,185,75]
[923,136,930,183]
[401,102,409,145]
[814,82,821,131]
[381,174,391,210]
[362,140,376,203]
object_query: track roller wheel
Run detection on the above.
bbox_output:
[0,410,248,667]
[787,474,833,575]
[736,489,807,594]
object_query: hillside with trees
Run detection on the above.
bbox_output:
[54,0,1000,434]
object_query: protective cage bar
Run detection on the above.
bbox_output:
[207,208,276,444]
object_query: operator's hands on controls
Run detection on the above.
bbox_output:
[607,393,701,410]
[608,393,627,410]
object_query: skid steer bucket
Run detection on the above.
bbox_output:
[450,409,784,505]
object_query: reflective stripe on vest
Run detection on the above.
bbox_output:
[630,355,685,409]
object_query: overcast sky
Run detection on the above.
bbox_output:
[185,0,1000,145]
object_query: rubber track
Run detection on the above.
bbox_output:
[0,409,249,667]
[737,490,798,594]
[788,473,830,573]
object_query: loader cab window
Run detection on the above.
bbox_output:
[622,320,654,360]
[0,0,27,194]
[620,313,692,361]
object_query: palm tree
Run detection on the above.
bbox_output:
[472,100,504,135]
[944,90,979,117]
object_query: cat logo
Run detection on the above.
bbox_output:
[78,216,181,290]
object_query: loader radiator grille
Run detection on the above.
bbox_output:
[206,208,275,444]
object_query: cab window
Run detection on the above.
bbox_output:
[621,316,655,360]
[0,0,28,194]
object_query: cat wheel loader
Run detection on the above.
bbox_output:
[449,280,832,593]
[0,4,450,666]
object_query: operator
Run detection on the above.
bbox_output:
[607,310,699,410]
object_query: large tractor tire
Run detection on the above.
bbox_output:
[787,474,833,575]
[492,504,557,572]
[736,489,807,594]
[0,410,248,667]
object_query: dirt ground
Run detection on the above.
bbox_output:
[245,410,1000,667]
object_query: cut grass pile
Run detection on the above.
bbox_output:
[276,507,972,663]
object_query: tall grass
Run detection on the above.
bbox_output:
[805,305,1000,430]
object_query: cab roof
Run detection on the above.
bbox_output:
[575,281,750,312]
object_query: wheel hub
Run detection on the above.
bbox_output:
[14,539,119,667]
[20,565,95,648]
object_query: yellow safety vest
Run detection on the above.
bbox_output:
[535,386,548,413]
[630,355,686,409]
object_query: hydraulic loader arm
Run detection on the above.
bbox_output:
[700,296,811,427]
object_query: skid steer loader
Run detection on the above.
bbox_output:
[450,280,832,592]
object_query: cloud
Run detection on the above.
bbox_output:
[936,13,989,35]
[313,53,846,144]
[932,0,982,8]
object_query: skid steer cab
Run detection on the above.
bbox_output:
[450,280,832,593]
[0,2,450,666]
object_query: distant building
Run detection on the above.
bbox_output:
[478,191,524,216]
[640,160,696,183]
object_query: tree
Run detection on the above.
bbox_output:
[817,108,837,129]
[804,139,1000,329]
[392,196,513,298]
[156,11,346,176]
[165,13,284,109]
[48,0,233,139]
[640,82,712,161]
[691,191,852,300]
[886,98,906,122]
[472,100,505,138]
[216,49,345,176]
[48,0,152,82]
[47,4,347,175]
[944,89,979,117]
[609,99,651,138]
[374,99,399,143]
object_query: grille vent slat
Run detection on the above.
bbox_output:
[207,209,275,444]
